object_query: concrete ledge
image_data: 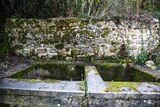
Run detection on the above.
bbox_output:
[0,78,85,107]
[0,79,84,97]
[85,65,160,107]
[133,64,160,79]
[88,92,160,99]
[0,64,160,107]
[85,66,106,93]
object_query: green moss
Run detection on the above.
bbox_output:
[148,82,160,86]
[85,66,92,74]
[91,19,104,25]
[64,18,80,23]
[80,20,89,28]
[0,40,10,58]
[13,78,60,83]
[84,67,88,93]
[80,30,95,38]
[78,81,85,91]
[105,82,139,92]
[95,63,124,81]
[5,18,15,28]
[10,66,34,78]
[132,67,160,82]
[0,103,10,107]
[55,43,64,49]
[101,28,110,38]
[95,63,159,82]
[10,63,84,81]
[0,25,10,57]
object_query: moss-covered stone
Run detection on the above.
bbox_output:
[105,82,139,92]
[132,67,160,82]
[0,40,10,58]
[10,63,85,81]
[78,81,85,91]
[5,17,159,59]
[95,63,124,81]
[12,78,60,83]
[95,63,159,82]
[55,43,64,49]
[101,28,110,38]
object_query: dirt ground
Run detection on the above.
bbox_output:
[0,53,34,76]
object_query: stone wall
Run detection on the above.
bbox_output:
[5,17,159,59]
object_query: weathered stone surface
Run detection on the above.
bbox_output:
[0,63,160,107]
[0,64,31,79]
[88,99,160,107]
[145,60,157,70]
[5,17,159,59]
[85,66,106,93]
[137,83,160,92]
[0,78,85,107]
[133,64,160,79]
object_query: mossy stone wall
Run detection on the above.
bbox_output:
[5,17,159,59]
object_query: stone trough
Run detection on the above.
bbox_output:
[0,62,160,107]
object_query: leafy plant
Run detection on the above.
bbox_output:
[135,24,149,64]
[136,47,148,64]
[0,39,10,58]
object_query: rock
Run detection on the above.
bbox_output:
[145,60,154,65]
[15,49,23,55]
[22,49,31,57]
[152,18,159,23]
[137,83,160,92]
[145,60,157,70]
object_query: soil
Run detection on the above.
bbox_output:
[0,53,34,77]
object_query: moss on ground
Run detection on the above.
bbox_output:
[105,82,140,92]
[78,81,85,91]
[10,66,34,78]
[13,78,60,83]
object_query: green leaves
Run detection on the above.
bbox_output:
[96,0,100,3]
[136,48,148,64]
[0,40,10,58]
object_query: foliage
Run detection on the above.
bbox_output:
[0,0,160,18]
[0,30,10,58]
[0,37,10,58]
[136,47,148,64]
[135,25,149,64]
